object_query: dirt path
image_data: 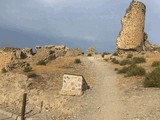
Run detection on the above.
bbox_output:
[75,57,125,120]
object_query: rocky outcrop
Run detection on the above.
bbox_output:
[0,73,27,107]
[22,48,34,58]
[0,50,14,70]
[86,47,96,55]
[3,47,20,52]
[144,40,160,52]
[116,1,146,52]
[0,45,70,70]
[65,48,82,57]
[34,45,69,63]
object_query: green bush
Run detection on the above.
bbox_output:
[111,58,119,64]
[102,52,110,58]
[133,57,146,64]
[144,67,160,88]
[1,67,7,73]
[27,72,37,78]
[118,64,146,77]
[120,59,132,65]
[23,66,32,73]
[118,66,129,74]
[87,54,92,56]
[74,59,81,64]
[48,55,55,61]
[112,52,118,56]
[152,61,160,67]
[127,54,133,58]
[114,68,118,71]
[36,60,47,65]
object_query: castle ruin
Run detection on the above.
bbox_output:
[116,0,146,52]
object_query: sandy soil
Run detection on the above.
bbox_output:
[0,54,160,120]
[71,56,160,120]
[73,57,125,120]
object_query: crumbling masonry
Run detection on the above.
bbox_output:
[116,0,146,52]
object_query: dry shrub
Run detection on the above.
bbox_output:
[118,64,146,77]
[144,67,160,88]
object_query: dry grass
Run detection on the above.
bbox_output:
[117,51,160,87]
[32,57,75,75]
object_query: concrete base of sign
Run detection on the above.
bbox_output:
[60,74,89,96]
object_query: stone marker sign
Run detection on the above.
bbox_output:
[60,74,89,96]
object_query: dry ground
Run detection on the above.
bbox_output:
[0,50,13,69]
[0,52,160,120]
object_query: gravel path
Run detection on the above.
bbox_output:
[75,57,125,120]
[76,56,160,120]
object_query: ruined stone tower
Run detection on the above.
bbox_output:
[116,0,146,52]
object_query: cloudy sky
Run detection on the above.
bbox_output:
[0,0,159,52]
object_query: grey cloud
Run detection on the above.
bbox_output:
[0,0,159,52]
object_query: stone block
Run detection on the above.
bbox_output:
[60,74,89,96]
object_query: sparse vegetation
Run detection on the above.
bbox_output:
[152,61,160,67]
[1,67,7,73]
[132,57,146,64]
[114,68,118,71]
[112,52,118,56]
[87,54,92,56]
[144,67,160,88]
[36,60,47,65]
[102,52,110,57]
[48,55,55,61]
[27,72,37,78]
[111,58,119,64]
[74,58,81,64]
[127,54,133,58]
[118,64,146,77]
[120,59,132,65]
[104,59,109,62]
[23,66,32,73]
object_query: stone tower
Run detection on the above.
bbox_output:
[116,0,146,52]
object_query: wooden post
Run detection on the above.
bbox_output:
[21,93,27,120]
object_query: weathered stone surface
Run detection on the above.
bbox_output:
[0,45,70,70]
[0,73,27,106]
[6,60,28,70]
[86,47,96,55]
[3,47,20,52]
[34,45,68,63]
[22,48,34,57]
[104,54,112,61]
[2,47,28,59]
[116,1,146,51]
[65,48,82,57]
[60,74,89,96]
[0,50,15,70]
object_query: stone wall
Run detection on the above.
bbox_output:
[116,1,146,51]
